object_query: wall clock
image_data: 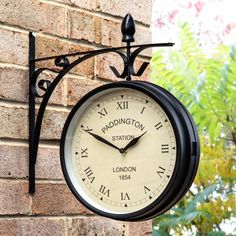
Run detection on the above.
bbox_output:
[60,80,200,221]
[28,14,200,221]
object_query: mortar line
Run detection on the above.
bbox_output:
[0,22,30,34]
[0,138,60,148]
[0,62,28,70]
[0,99,73,111]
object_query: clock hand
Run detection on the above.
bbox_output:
[84,130,121,152]
[122,131,147,152]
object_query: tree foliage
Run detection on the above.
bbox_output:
[151,23,236,235]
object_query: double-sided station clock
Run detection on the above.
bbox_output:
[60,80,200,221]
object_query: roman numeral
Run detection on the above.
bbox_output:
[161,144,169,153]
[141,107,146,114]
[157,166,166,178]
[155,122,163,130]
[84,126,93,132]
[81,148,88,158]
[98,108,108,118]
[117,101,128,110]
[121,192,130,201]
[84,167,95,183]
[144,186,151,194]
[99,185,110,197]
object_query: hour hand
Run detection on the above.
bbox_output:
[122,131,147,153]
[84,130,121,152]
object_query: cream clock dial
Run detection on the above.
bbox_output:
[61,81,200,221]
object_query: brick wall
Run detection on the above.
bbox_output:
[0,0,152,235]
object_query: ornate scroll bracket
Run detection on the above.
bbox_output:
[28,14,174,193]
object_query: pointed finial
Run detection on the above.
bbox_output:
[121,14,136,42]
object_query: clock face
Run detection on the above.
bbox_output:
[62,85,177,216]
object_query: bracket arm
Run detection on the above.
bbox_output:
[28,14,175,194]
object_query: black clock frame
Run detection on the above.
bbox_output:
[60,81,200,221]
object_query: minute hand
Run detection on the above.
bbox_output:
[84,130,121,152]
[122,131,147,152]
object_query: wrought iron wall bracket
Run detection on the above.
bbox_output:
[28,14,174,193]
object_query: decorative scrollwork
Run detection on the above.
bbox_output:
[109,51,128,79]
[55,56,70,68]
[30,68,59,98]
[130,61,150,77]
[37,79,52,92]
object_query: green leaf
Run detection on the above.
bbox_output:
[184,183,218,214]
[206,231,226,236]
[153,229,170,236]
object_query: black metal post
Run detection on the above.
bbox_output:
[126,42,131,81]
[28,32,36,193]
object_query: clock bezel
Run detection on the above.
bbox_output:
[60,81,199,221]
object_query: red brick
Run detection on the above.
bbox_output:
[0,0,66,37]
[67,217,127,236]
[67,77,105,105]
[0,144,63,180]
[36,36,94,77]
[96,0,151,26]
[40,109,69,140]
[128,221,152,236]
[0,67,28,102]
[32,183,91,215]
[71,0,97,10]
[0,106,28,139]
[0,218,65,236]
[68,11,126,48]
[67,11,101,44]
[0,145,28,178]
[36,146,63,180]
[0,28,28,66]
[0,180,30,215]
[99,18,122,47]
